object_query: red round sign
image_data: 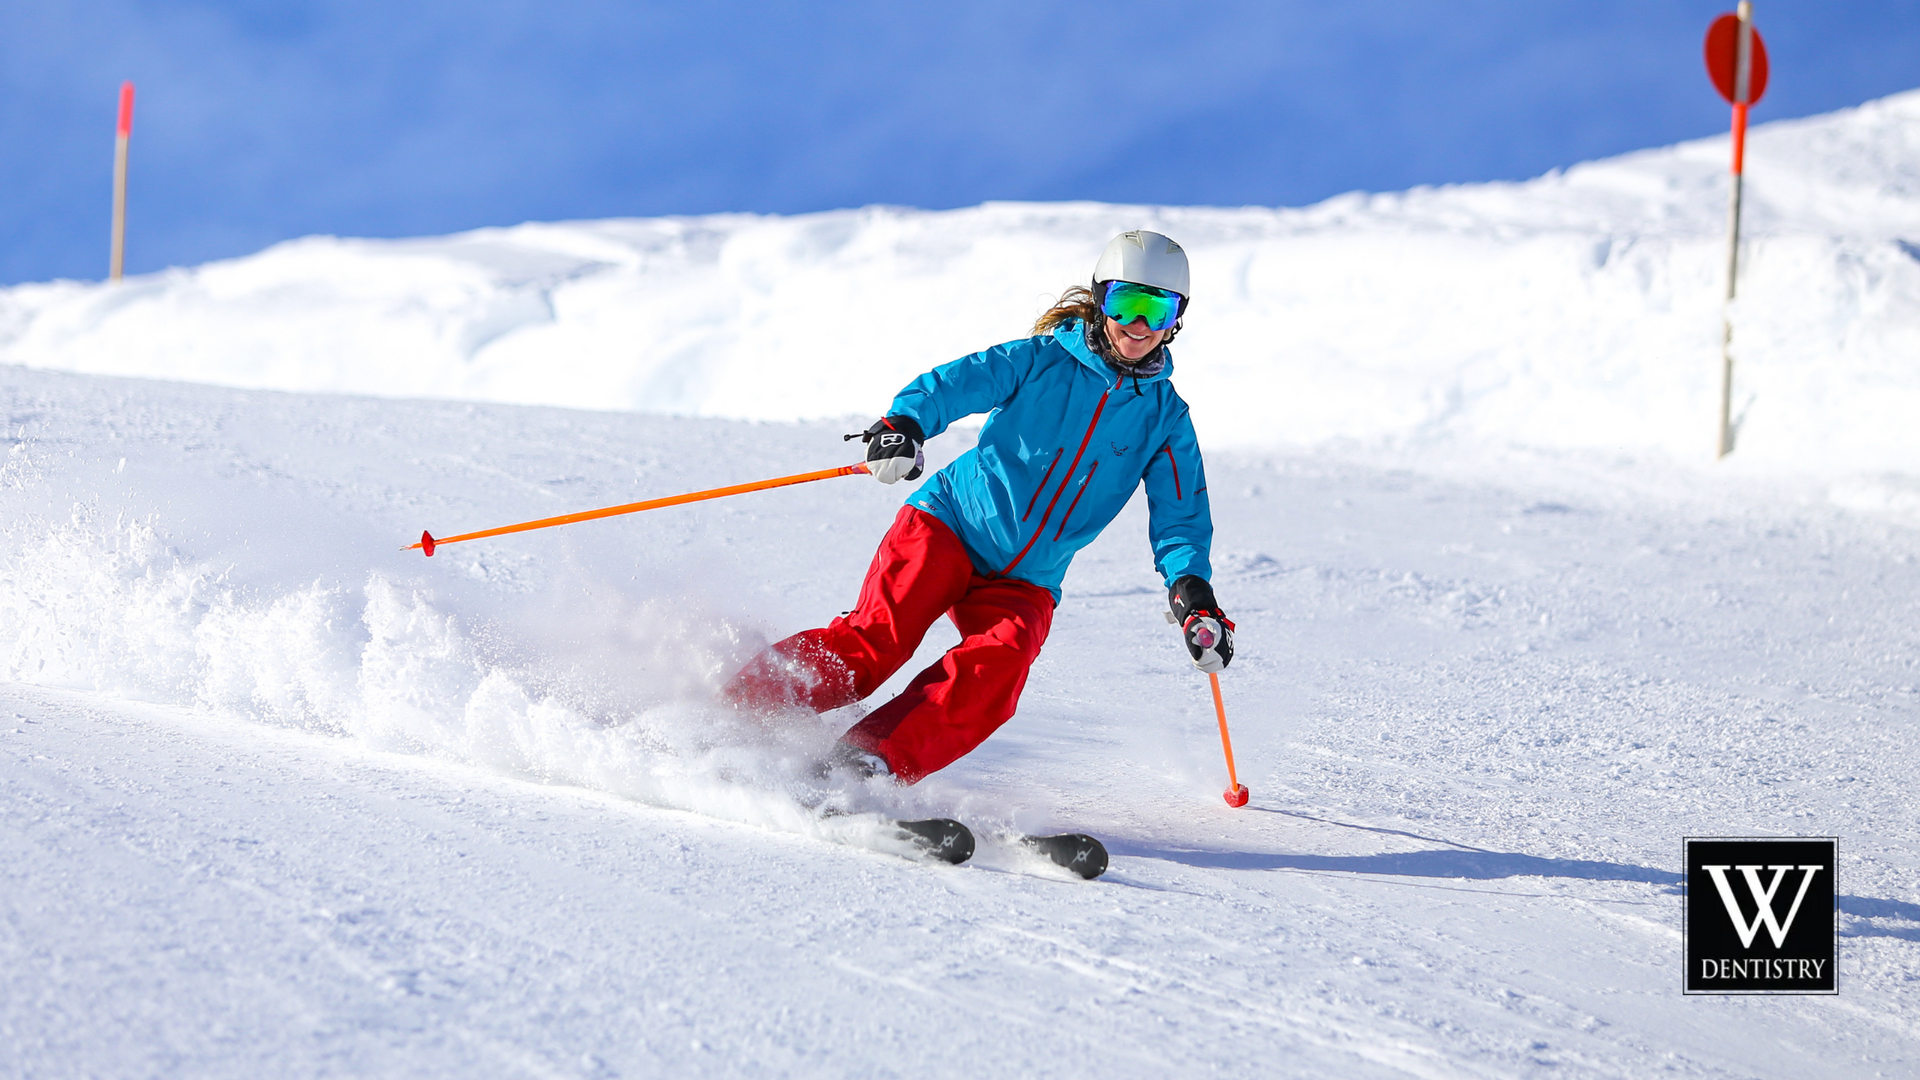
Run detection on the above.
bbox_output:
[1705,13,1770,105]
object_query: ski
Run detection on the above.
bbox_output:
[819,808,1103,878]
[1021,832,1109,879]
[892,817,976,864]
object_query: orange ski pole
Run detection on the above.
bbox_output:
[1210,671,1250,807]
[405,462,870,556]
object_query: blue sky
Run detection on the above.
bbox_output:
[4,1,1918,284]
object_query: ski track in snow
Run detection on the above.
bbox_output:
[3,364,1918,1078]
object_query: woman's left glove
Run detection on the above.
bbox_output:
[856,416,925,484]
[1168,575,1234,673]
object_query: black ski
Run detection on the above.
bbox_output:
[893,817,975,864]
[821,810,1102,876]
[1022,832,1108,879]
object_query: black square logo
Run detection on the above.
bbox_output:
[1685,837,1837,995]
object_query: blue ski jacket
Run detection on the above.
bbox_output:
[888,319,1214,603]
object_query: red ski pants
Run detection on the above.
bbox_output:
[721,506,1054,783]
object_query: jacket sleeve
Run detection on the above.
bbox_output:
[1142,405,1215,586]
[884,336,1040,439]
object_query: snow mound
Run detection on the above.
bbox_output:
[5,91,1920,476]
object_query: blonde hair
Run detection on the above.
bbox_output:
[1032,285,1101,336]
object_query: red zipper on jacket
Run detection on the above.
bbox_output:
[1022,448,1064,522]
[1161,445,1182,500]
[1053,460,1098,541]
[999,377,1117,577]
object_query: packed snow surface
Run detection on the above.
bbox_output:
[4,92,1920,1078]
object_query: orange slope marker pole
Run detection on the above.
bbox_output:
[406,462,870,556]
[1210,672,1250,807]
[1704,2,1767,459]
[1719,4,1753,459]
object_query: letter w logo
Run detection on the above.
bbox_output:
[1701,864,1825,948]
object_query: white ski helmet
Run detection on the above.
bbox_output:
[1093,229,1190,298]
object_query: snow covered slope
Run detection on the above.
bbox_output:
[5,90,1920,1077]
[4,364,1919,1077]
[4,92,1920,476]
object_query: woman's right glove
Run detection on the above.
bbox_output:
[854,415,925,484]
[1168,575,1234,673]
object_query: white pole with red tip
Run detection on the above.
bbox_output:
[110,81,135,282]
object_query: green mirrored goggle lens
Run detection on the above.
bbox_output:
[1100,282,1182,331]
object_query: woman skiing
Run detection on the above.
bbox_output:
[722,230,1234,783]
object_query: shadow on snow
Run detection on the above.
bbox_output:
[1113,839,1683,885]
[1107,808,1920,941]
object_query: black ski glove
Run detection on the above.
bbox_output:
[851,415,925,484]
[1168,574,1234,673]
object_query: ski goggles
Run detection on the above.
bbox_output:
[1099,281,1184,332]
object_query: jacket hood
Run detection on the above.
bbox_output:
[1054,319,1175,384]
